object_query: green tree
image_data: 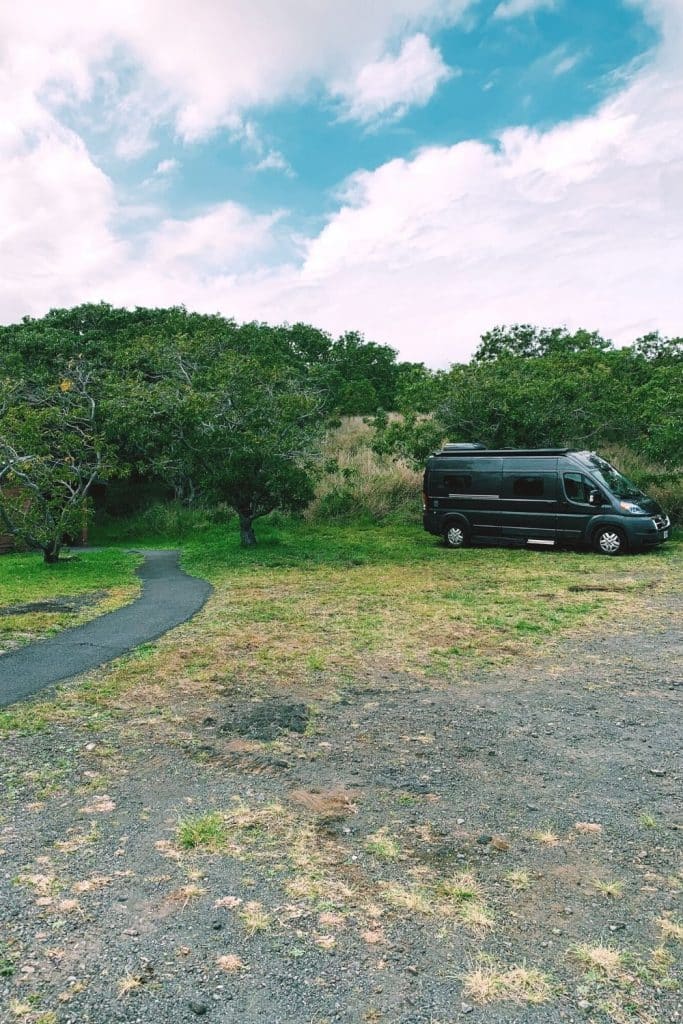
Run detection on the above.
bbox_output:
[0,364,118,562]
[191,354,327,544]
[473,324,611,363]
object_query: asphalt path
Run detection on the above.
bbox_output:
[0,550,212,708]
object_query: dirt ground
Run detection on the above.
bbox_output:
[1,589,681,1024]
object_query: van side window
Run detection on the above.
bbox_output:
[443,474,472,492]
[564,473,591,504]
[512,476,544,498]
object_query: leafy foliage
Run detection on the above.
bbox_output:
[375,325,683,473]
[0,363,118,562]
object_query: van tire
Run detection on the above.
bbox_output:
[443,521,469,549]
[592,526,627,556]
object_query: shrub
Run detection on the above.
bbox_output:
[95,501,234,542]
[604,447,683,524]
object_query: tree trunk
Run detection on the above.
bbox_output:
[239,513,257,547]
[43,541,61,564]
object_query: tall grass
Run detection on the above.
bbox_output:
[603,446,683,523]
[95,501,234,544]
[307,417,422,523]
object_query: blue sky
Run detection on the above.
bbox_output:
[92,0,655,233]
[1,0,681,364]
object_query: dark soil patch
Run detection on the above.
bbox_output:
[219,700,311,740]
[0,591,108,616]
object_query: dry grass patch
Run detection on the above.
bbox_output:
[72,874,112,893]
[381,882,434,916]
[239,900,272,935]
[659,916,683,942]
[531,829,560,847]
[176,800,292,860]
[169,882,206,905]
[117,973,144,998]
[8,1001,33,1018]
[289,788,357,821]
[592,878,625,898]
[436,872,483,903]
[505,869,532,891]
[571,944,626,978]
[216,953,248,972]
[285,824,355,907]
[381,872,494,930]
[463,961,553,1005]
[214,895,242,910]
[575,821,603,834]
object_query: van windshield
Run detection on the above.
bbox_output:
[587,455,645,500]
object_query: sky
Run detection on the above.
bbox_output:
[1,0,681,366]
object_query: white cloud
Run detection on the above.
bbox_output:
[1,0,682,365]
[253,151,294,176]
[145,203,281,275]
[493,0,557,20]
[0,1,473,144]
[154,158,178,176]
[333,34,453,124]
[553,52,582,75]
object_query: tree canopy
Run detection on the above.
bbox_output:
[1,306,681,556]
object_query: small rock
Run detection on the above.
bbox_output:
[577,999,593,1011]
[609,922,626,932]
[456,818,465,825]
[189,1002,209,1016]
[476,835,492,845]
[649,768,666,777]
[461,1002,474,1015]
[406,965,419,975]
[211,920,223,931]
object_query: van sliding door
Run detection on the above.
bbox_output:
[500,459,558,543]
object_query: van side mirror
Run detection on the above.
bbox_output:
[588,489,601,506]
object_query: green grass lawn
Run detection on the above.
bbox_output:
[0,548,141,653]
[1,515,678,737]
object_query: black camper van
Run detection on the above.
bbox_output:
[423,445,671,555]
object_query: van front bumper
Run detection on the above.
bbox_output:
[627,514,671,550]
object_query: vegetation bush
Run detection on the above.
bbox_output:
[307,419,422,524]
[603,447,683,524]
[95,502,234,543]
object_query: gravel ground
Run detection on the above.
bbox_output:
[1,592,681,1024]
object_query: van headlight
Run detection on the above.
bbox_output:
[619,500,644,514]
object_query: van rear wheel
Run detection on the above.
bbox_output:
[444,523,468,549]
[592,526,626,556]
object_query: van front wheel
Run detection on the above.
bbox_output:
[444,523,468,549]
[592,526,626,556]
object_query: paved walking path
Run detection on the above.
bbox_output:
[0,550,212,708]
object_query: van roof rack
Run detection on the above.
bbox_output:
[433,447,572,457]
[441,443,487,451]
